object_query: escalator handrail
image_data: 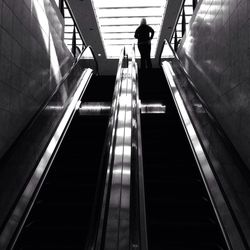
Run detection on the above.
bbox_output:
[131,44,148,250]
[158,38,177,66]
[89,47,127,249]
[0,68,94,249]
[159,39,250,180]
[0,44,99,248]
[159,39,227,127]
[160,39,250,249]
[64,0,87,48]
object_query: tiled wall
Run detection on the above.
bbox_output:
[178,0,250,169]
[0,0,74,158]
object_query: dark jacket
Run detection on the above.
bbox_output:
[135,24,154,45]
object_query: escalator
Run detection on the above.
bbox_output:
[139,69,228,249]
[13,75,115,250]
[4,44,242,250]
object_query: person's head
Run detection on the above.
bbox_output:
[140,18,147,25]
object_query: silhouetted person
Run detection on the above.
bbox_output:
[135,18,154,69]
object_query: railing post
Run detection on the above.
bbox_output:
[181,5,186,37]
[193,0,197,10]
[174,31,178,52]
[72,25,76,57]
[59,0,64,17]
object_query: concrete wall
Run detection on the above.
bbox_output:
[0,0,74,158]
[178,0,250,169]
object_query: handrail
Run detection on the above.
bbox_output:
[160,39,250,180]
[169,0,201,53]
[64,0,87,48]
[160,38,222,120]
[87,47,126,249]
[169,0,185,43]
[130,44,148,250]
[160,39,179,61]
[160,39,250,249]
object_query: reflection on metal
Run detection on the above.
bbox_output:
[45,105,64,111]
[104,64,132,250]
[78,102,111,116]
[0,69,93,250]
[161,56,244,250]
[93,46,147,249]
[140,102,166,114]
[94,48,130,249]
[193,103,206,113]
[131,44,148,250]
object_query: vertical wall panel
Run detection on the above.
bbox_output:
[0,0,74,158]
[178,0,250,169]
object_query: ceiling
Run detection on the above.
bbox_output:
[91,0,168,58]
[67,0,184,74]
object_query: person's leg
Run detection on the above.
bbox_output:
[145,44,152,69]
[138,44,146,69]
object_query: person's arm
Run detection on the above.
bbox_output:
[150,27,154,40]
[135,28,138,39]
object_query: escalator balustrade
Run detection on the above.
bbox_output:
[11,48,230,250]
[139,68,228,250]
[13,75,115,250]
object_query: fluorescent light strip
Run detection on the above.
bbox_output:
[100,24,160,27]
[92,0,167,58]
[98,14,162,19]
[98,6,162,9]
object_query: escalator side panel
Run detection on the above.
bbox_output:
[13,75,116,249]
[14,114,109,249]
[139,68,228,250]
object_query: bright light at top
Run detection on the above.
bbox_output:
[92,0,168,59]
